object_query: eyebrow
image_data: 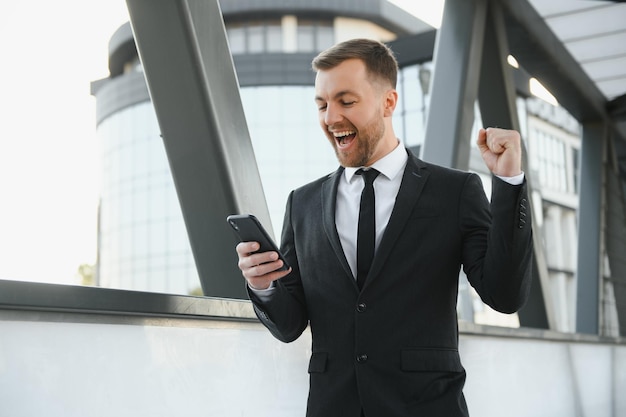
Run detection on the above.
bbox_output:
[315,90,356,102]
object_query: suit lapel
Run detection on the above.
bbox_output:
[321,167,355,282]
[366,152,430,286]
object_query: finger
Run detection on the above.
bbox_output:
[248,267,292,290]
[487,131,506,154]
[238,251,279,271]
[244,258,284,277]
[236,241,260,256]
[487,128,521,154]
[476,128,488,151]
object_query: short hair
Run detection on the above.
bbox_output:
[312,38,398,88]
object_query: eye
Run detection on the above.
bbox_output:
[317,104,327,111]
[341,101,356,106]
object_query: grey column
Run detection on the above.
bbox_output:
[422,0,488,324]
[576,123,605,334]
[477,1,519,132]
[421,0,487,170]
[125,0,272,299]
[478,1,553,329]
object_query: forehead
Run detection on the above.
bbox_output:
[314,59,371,98]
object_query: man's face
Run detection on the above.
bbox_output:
[314,59,393,167]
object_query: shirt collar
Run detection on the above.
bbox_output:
[344,141,408,183]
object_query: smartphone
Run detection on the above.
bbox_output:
[227,214,290,271]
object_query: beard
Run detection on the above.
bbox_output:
[330,117,386,168]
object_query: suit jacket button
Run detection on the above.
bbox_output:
[357,303,367,312]
[356,354,368,363]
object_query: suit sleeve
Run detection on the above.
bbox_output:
[246,191,309,343]
[461,174,533,313]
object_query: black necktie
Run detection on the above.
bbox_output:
[356,168,380,290]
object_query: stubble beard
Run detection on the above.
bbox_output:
[332,119,386,168]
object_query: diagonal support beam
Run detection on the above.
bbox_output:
[607,93,626,121]
[421,0,488,171]
[126,0,272,299]
[478,0,555,330]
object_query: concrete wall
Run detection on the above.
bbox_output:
[0,309,624,417]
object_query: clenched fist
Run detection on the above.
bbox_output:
[476,127,523,178]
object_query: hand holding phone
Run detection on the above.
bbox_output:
[227,214,290,271]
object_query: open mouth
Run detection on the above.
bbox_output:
[333,130,356,148]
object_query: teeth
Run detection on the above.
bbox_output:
[333,131,355,138]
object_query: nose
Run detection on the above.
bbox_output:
[324,103,342,126]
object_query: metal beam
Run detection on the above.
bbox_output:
[421,0,488,170]
[125,0,273,299]
[576,123,605,334]
[500,0,607,123]
[605,134,626,337]
[477,1,519,133]
[386,30,437,67]
[478,1,554,329]
[608,93,626,121]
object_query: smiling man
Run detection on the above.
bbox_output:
[315,56,397,168]
[235,38,533,417]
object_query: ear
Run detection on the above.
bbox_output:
[382,88,398,117]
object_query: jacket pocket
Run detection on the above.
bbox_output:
[308,352,328,373]
[401,348,463,373]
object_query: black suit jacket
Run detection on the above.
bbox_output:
[248,150,533,417]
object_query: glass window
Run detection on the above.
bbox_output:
[394,64,429,148]
[247,26,264,53]
[135,222,150,258]
[297,19,334,52]
[226,20,283,54]
[266,25,282,52]
[316,25,334,51]
[572,148,579,193]
[529,124,572,194]
[226,26,246,54]
[297,24,315,52]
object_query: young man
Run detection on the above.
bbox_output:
[235,38,532,417]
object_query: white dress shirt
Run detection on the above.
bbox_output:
[336,142,407,278]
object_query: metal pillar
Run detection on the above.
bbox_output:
[477,1,519,133]
[576,123,605,334]
[478,1,553,329]
[421,0,487,170]
[125,0,273,299]
[421,0,488,323]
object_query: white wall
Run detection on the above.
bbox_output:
[0,311,311,417]
[0,310,624,417]
[461,334,626,417]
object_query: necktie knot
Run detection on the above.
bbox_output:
[356,168,380,186]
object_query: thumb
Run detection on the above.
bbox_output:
[476,128,488,151]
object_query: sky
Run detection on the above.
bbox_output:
[0,1,442,285]
[0,0,130,284]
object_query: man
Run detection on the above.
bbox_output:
[235,38,533,417]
